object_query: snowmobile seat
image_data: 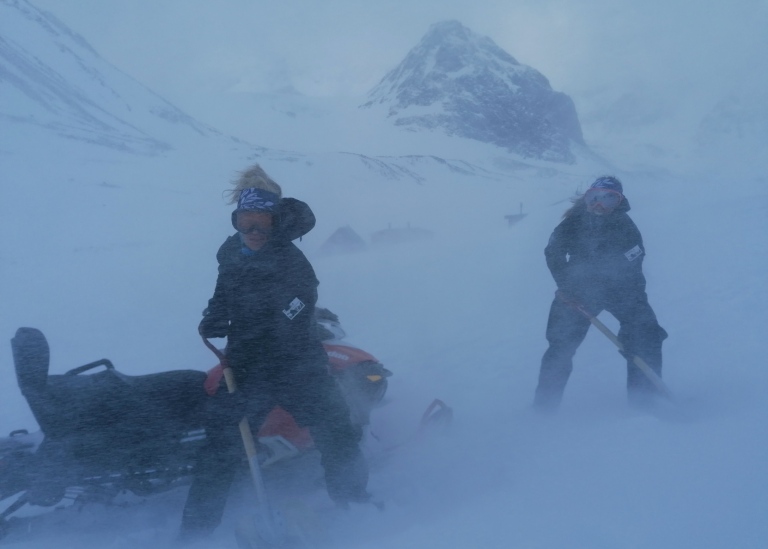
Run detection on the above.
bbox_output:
[11,327,207,442]
[110,369,209,428]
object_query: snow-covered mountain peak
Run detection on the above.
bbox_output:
[398,20,526,80]
[362,20,585,163]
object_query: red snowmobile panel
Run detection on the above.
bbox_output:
[322,343,379,372]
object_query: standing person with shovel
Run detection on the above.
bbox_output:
[533,176,668,411]
[179,164,370,541]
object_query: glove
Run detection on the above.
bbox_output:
[198,308,229,339]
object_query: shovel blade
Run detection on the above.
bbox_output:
[234,500,331,549]
[235,510,287,549]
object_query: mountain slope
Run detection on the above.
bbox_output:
[1,5,767,549]
[695,90,768,177]
[362,20,584,163]
[0,0,229,154]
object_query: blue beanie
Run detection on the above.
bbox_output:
[590,176,623,194]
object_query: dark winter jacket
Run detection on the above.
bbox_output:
[545,198,647,299]
[199,198,326,382]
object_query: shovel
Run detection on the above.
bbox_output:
[557,295,674,400]
[202,338,288,548]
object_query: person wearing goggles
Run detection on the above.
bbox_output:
[533,176,668,412]
[180,164,370,539]
[584,187,624,215]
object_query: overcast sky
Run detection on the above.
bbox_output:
[32,0,767,99]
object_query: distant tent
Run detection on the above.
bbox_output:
[319,225,367,255]
[370,223,434,247]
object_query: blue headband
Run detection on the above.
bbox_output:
[590,176,623,194]
[236,187,280,213]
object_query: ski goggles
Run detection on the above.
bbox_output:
[585,188,623,212]
[232,211,273,236]
[237,222,272,237]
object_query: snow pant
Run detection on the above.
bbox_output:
[180,368,368,536]
[534,291,668,410]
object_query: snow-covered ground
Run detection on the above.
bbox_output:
[2,121,766,548]
[1,3,767,548]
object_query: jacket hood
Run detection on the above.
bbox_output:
[274,197,316,241]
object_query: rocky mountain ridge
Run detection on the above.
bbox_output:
[362,20,585,163]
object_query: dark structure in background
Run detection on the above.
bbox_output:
[320,226,368,255]
[505,203,527,226]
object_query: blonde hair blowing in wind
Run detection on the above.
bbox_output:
[225,163,282,205]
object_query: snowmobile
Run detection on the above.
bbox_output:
[0,308,392,538]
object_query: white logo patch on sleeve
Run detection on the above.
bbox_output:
[624,245,643,262]
[283,297,305,320]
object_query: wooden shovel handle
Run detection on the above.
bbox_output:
[557,295,674,400]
